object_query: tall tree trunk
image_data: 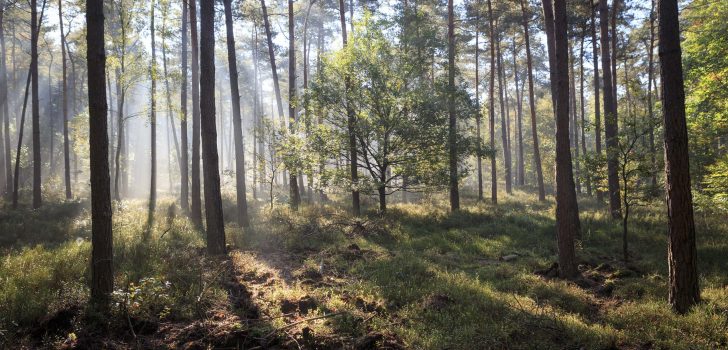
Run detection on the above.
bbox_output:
[600,0,621,218]
[447,0,459,210]
[223,0,251,228]
[180,0,189,211]
[12,71,30,209]
[339,0,360,215]
[541,0,557,114]
[475,10,483,201]
[658,0,700,314]
[513,38,525,187]
[86,0,113,312]
[161,11,181,192]
[31,0,41,209]
[113,69,124,201]
[496,30,512,195]
[520,0,545,201]
[147,0,157,235]
[58,0,71,199]
[189,0,203,227]
[260,0,285,119]
[611,0,619,111]
[552,0,579,279]
[200,0,226,255]
[288,0,301,210]
[647,0,657,188]
[253,26,262,199]
[570,43,581,194]
[0,4,11,198]
[487,0,497,204]
[579,29,591,196]
[591,7,603,201]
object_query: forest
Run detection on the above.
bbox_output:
[0,0,726,348]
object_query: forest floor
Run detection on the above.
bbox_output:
[1,190,727,349]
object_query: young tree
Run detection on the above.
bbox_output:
[147,0,158,234]
[600,0,621,218]
[447,0,459,210]
[222,0,251,227]
[189,0,202,227]
[199,0,225,255]
[659,0,700,314]
[551,0,579,278]
[86,0,113,311]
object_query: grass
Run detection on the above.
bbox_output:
[1,189,727,348]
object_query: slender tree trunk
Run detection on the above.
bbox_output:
[513,39,525,187]
[113,69,124,201]
[288,0,301,210]
[12,71,30,209]
[591,8,603,201]
[579,30,591,196]
[189,0,203,227]
[180,0,189,211]
[253,26,261,199]
[200,0,225,255]
[658,0,700,314]
[611,0,619,111]
[475,9,483,201]
[520,0,545,201]
[147,0,157,235]
[552,0,579,279]
[86,0,113,312]
[647,0,657,188]
[223,0,251,228]
[600,0,621,218]
[260,0,285,120]
[161,12,180,190]
[0,5,11,198]
[570,43,581,194]
[339,0,360,215]
[31,0,41,209]
[447,0,459,210]
[58,0,71,199]
[541,0,557,114]
[496,30,512,195]
[487,0,497,204]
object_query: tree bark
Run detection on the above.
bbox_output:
[31,0,42,209]
[447,0,459,210]
[496,29,512,195]
[520,0,545,201]
[180,0,189,211]
[475,10,483,200]
[541,0,557,113]
[12,71,30,209]
[189,0,203,227]
[591,7,603,201]
[658,0,700,314]
[579,29,591,196]
[647,0,657,188]
[260,0,285,120]
[552,0,579,279]
[147,0,157,235]
[161,9,181,193]
[339,0,360,215]
[0,4,11,198]
[513,38,525,187]
[487,0,497,204]
[57,0,71,199]
[200,0,226,255]
[600,0,621,218]
[86,0,113,312]
[223,0,251,228]
[288,0,301,210]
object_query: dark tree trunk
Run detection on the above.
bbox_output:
[570,43,581,194]
[223,0,251,228]
[475,12,483,200]
[520,0,545,201]
[113,69,124,201]
[658,0,700,314]
[0,6,11,198]
[600,0,621,218]
[551,0,579,279]
[496,30,512,195]
[200,0,226,255]
[513,38,525,187]
[147,0,157,235]
[579,30,591,196]
[288,0,301,210]
[487,0,497,204]
[180,1,189,211]
[58,0,71,199]
[447,0,459,210]
[31,0,41,209]
[189,0,202,227]
[161,12,180,192]
[339,0,360,215]
[12,71,30,209]
[541,0,557,113]
[591,8,603,201]
[260,0,285,120]
[86,0,113,312]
